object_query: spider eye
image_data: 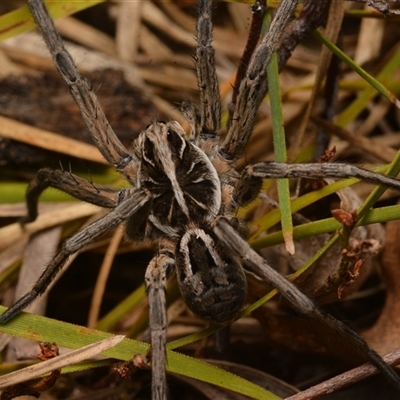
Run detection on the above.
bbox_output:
[167,129,185,149]
[143,138,155,162]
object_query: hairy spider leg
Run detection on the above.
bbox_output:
[20,168,129,223]
[0,191,150,323]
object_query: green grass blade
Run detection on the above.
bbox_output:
[313,30,400,127]
[0,308,280,399]
[357,149,400,219]
[0,1,105,42]
[250,204,400,249]
[95,284,147,332]
[266,11,294,254]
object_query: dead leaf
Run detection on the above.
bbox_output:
[363,217,400,354]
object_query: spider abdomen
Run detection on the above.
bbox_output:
[176,228,247,322]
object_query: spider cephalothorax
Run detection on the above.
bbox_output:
[134,121,222,236]
[2,1,400,399]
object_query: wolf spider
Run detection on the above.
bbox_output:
[2,0,400,398]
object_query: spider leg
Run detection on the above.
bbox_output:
[234,161,400,206]
[221,0,299,158]
[0,190,150,324]
[213,219,400,390]
[195,0,221,137]
[27,0,139,182]
[145,247,175,400]
[20,168,130,223]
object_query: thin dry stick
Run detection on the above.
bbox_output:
[115,2,142,60]
[88,227,124,328]
[0,336,125,389]
[285,348,400,400]
[56,17,116,56]
[0,203,102,252]
[0,115,105,164]
[312,116,398,163]
[288,0,345,163]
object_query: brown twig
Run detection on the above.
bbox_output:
[285,348,400,400]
